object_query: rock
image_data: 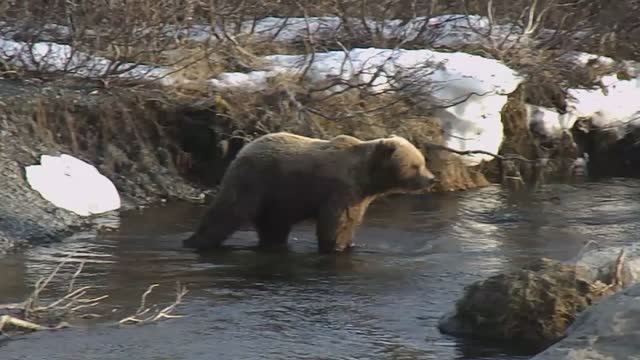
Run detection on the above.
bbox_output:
[571,117,640,178]
[438,258,617,351]
[437,259,595,347]
[531,283,640,360]
[575,245,640,287]
[0,147,86,254]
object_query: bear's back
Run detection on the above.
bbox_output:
[236,132,361,160]
[229,132,361,185]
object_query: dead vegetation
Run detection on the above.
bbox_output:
[1,0,638,190]
[1,0,635,85]
[0,258,188,337]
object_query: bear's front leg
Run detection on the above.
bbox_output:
[316,200,359,254]
[335,201,371,250]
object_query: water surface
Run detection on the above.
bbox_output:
[2,179,640,360]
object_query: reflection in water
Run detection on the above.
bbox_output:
[2,179,640,360]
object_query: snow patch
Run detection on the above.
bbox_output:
[567,75,640,133]
[526,104,572,138]
[209,48,523,165]
[0,38,173,84]
[25,154,121,216]
[526,74,640,140]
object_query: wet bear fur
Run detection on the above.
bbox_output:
[183,132,436,253]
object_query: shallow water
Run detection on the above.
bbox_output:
[2,179,640,360]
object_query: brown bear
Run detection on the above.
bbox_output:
[183,132,436,253]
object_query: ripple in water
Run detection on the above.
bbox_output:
[2,180,640,360]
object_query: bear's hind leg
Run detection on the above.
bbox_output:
[254,210,292,251]
[183,189,259,251]
[183,205,247,250]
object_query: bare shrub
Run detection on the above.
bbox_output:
[0,259,108,333]
[0,259,189,336]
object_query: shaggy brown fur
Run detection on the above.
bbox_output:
[183,132,436,253]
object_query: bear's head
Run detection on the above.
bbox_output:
[368,135,436,194]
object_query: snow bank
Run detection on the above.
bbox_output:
[25,155,121,217]
[567,75,640,134]
[5,15,639,166]
[0,38,173,84]
[209,48,522,165]
[527,74,640,140]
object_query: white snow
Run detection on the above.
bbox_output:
[525,73,640,140]
[526,104,572,138]
[210,48,522,165]
[0,38,173,84]
[559,51,617,68]
[25,154,121,217]
[566,75,640,134]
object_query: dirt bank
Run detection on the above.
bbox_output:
[0,78,237,253]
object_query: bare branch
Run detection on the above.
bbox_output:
[119,282,188,326]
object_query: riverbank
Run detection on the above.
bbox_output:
[0,78,217,253]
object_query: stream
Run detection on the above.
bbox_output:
[2,179,640,360]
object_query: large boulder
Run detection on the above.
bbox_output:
[438,248,634,352]
[438,258,603,351]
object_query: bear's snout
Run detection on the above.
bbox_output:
[418,174,437,188]
[413,167,437,189]
[403,172,436,190]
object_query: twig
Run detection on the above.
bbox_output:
[1,259,108,334]
[423,143,533,163]
[135,284,160,315]
[0,315,45,332]
[119,282,188,326]
[612,249,625,288]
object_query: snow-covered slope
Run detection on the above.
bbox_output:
[210,48,523,165]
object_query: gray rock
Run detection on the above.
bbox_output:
[0,118,87,254]
[531,284,640,360]
[574,244,640,286]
